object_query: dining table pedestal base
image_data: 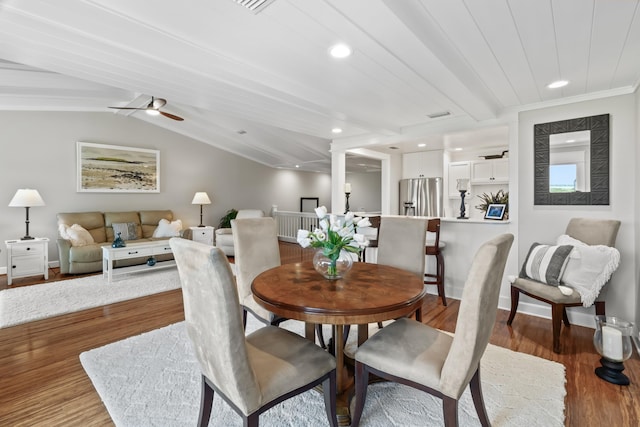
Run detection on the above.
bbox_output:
[252,262,427,427]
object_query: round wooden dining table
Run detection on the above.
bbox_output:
[251,261,426,426]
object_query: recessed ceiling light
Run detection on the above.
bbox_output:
[454,148,463,151]
[547,80,569,89]
[418,143,426,147]
[329,43,352,59]
[332,128,343,134]
[295,165,300,168]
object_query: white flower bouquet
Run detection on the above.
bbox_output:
[297,206,371,276]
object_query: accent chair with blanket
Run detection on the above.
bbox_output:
[508,217,621,353]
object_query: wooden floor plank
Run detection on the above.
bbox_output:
[0,242,638,426]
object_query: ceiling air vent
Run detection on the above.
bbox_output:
[427,111,451,119]
[232,0,276,14]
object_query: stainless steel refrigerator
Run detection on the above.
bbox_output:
[399,178,443,217]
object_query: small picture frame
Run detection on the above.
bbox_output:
[485,204,506,220]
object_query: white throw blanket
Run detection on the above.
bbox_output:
[556,234,620,306]
[509,235,620,307]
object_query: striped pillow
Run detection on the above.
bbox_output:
[520,243,573,286]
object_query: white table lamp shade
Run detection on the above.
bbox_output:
[191,192,211,205]
[9,189,46,207]
[192,192,211,227]
[9,188,45,240]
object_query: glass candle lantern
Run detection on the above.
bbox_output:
[456,179,469,219]
[456,178,469,192]
[593,315,634,385]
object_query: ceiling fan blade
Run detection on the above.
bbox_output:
[108,106,147,110]
[160,111,184,121]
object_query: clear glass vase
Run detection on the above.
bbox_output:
[313,249,354,280]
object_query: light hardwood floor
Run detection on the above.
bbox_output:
[0,242,638,426]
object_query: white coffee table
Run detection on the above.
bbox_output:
[102,240,175,283]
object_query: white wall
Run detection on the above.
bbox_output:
[636,88,640,328]
[0,111,330,268]
[388,153,403,215]
[518,94,637,326]
[344,171,381,213]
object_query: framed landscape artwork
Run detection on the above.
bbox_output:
[77,142,160,193]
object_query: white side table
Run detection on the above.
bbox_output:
[190,226,215,246]
[5,237,49,285]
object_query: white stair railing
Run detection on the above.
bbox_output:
[273,208,318,242]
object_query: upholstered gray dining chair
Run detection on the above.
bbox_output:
[350,233,514,427]
[215,209,264,256]
[232,217,284,327]
[508,217,620,353]
[169,238,338,427]
[377,216,428,320]
[322,216,429,351]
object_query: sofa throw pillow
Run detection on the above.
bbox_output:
[556,234,621,307]
[152,218,183,238]
[112,222,138,241]
[59,223,95,247]
[519,243,573,286]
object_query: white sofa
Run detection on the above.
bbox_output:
[215,209,265,256]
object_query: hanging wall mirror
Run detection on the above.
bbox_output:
[534,114,609,205]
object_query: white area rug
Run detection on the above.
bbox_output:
[0,269,181,328]
[80,317,566,427]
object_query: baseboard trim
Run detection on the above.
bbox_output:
[425,284,597,329]
[1,261,60,279]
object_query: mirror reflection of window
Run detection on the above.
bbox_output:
[549,130,590,193]
[550,164,577,193]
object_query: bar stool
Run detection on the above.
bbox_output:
[424,218,447,306]
[361,215,380,263]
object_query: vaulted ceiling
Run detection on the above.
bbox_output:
[0,0,638,173]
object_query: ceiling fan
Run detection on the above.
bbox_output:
[108,96,184,121]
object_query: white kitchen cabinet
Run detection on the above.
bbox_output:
[470,158,509,184]
[402,150,443,179]
[447,161,470,198]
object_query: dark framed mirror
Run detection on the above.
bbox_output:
[534,114,609,205]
